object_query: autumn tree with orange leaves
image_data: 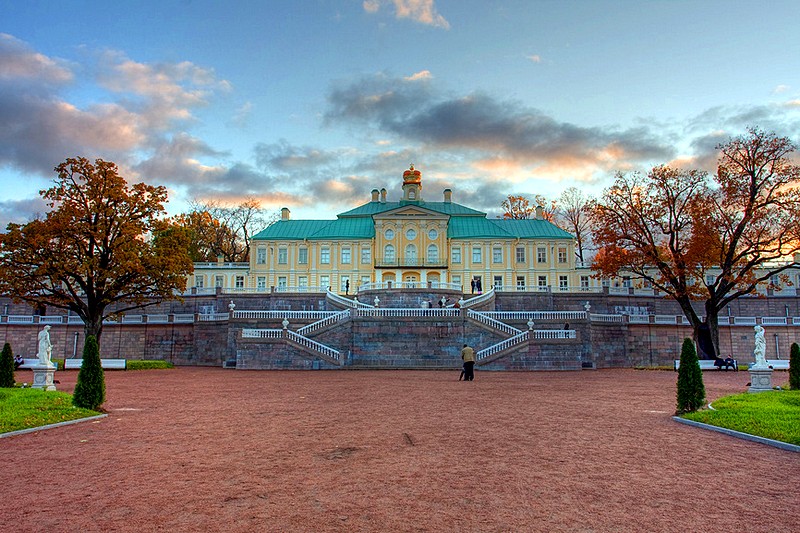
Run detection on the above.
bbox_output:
[592,128,800,357]
[0,157,193,343]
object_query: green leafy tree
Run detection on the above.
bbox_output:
[790,342,800,390]
[0,157,194,344]
[72,335,105,410]
[676,338,705,414]
[0,342,14,388]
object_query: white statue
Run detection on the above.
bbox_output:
[228,300,236,312]
[374,296,380,308]
[37,325,54,367]
[752,324,767,369]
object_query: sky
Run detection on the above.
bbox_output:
[1,0,800,227]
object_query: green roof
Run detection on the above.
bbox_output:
[253,218,375,241]
[253,202,574,242]
[447,217,574,240]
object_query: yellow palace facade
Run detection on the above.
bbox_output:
[233,165,586,294]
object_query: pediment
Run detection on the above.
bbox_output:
[373,204,449,220]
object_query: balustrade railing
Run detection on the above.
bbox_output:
[532,329,576,339]
[467,309,521,335]
[234,310,337,320]
[356,308,460,318]
[241,328,283,338]
[482,311,587,321]
[461,288,495,308]
[297,310,350,335]
[476,331,529,361]
[286,330,341,362]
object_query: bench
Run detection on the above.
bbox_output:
[766,359,789,370]
[64,359,127,370]
[674,358,738,371]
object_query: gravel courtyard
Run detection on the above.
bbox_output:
[3,367,798,532]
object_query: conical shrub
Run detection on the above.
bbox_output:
[676,338,705,414]
[790,342,800,391]
[73,335,105,410]
[0,342,14,388]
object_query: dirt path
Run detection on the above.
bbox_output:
[3,368,797,532]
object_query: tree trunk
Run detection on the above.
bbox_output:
[83,313,104,345]
[704,302,721,358]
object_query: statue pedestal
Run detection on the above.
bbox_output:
[31,365,57,391]
[748,367,773,393]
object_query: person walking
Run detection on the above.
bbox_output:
[461,343,475,381]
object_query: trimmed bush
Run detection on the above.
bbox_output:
[72,335,106,410]
[0,342,14,388]
[126,360,174,370]
[790,342,800,391]
[676,338,706,414]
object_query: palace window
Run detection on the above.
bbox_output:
[298,276,308,288]
[451,247,462,264]
[298,248,308,264]
[194,275,204,288]
[559,276,568,291]
[384,244,395,262]
[341,247,351,264]
[557,247,567,264]
[277,276,287,288]
[405,244,417,261]
[215,275,224,288]
[278,247,288,265]
[320,247,330,264]
[538,276,548,291]
[256,247,266,265]
[580,276,589,290]
[494,276,503,289]
[361,248,371,264]
[257,276,266,290]
[235,275,245,289]
[516,276,526,291]
[427,244,438,263]
[320,275,330,291]
[537,247,547,263]
[472,247,482,263]
[492,247,503,264]
[516,247,525,263]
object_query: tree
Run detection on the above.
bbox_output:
[0,157,194,343]
[500,194,556,221]
[73,335,105,410]
[555,187,594,263]
[179,198,276,262]
[592,128,800,356]
[676,338,705,414]
[790,342,800,390]
[0,342,14,388]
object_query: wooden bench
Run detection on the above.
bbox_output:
[674,358,738,371]
[766,359,790,370]
[64,359,127,370]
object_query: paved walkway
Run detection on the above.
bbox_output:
[3,368,798,532]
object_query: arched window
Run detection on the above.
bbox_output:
[427,244,438,263]
[384,244,395,263]
[405,244,417,263]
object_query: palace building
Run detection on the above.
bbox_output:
[245,165,582,294]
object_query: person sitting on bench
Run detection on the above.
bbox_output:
[713,356,736,370]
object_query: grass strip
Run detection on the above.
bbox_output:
[0,388,100,434]
[682,390,800,445]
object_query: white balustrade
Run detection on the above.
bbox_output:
[467,309,521,335]
[241,328,283,338]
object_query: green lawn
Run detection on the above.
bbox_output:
[0,388,100,434]
[682,390,800,445]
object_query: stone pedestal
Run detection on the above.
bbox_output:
[31,365,57,391]
[748,367,773,393]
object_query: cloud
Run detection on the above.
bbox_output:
[0,196,49,227]
[0,33,73,84]
[364,0,450,29]
[404,70,432,81]
[774,85,790,94]
[527,54,542,63]
[325,73,674,178]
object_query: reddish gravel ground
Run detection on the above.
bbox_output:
[3,367,798,532]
